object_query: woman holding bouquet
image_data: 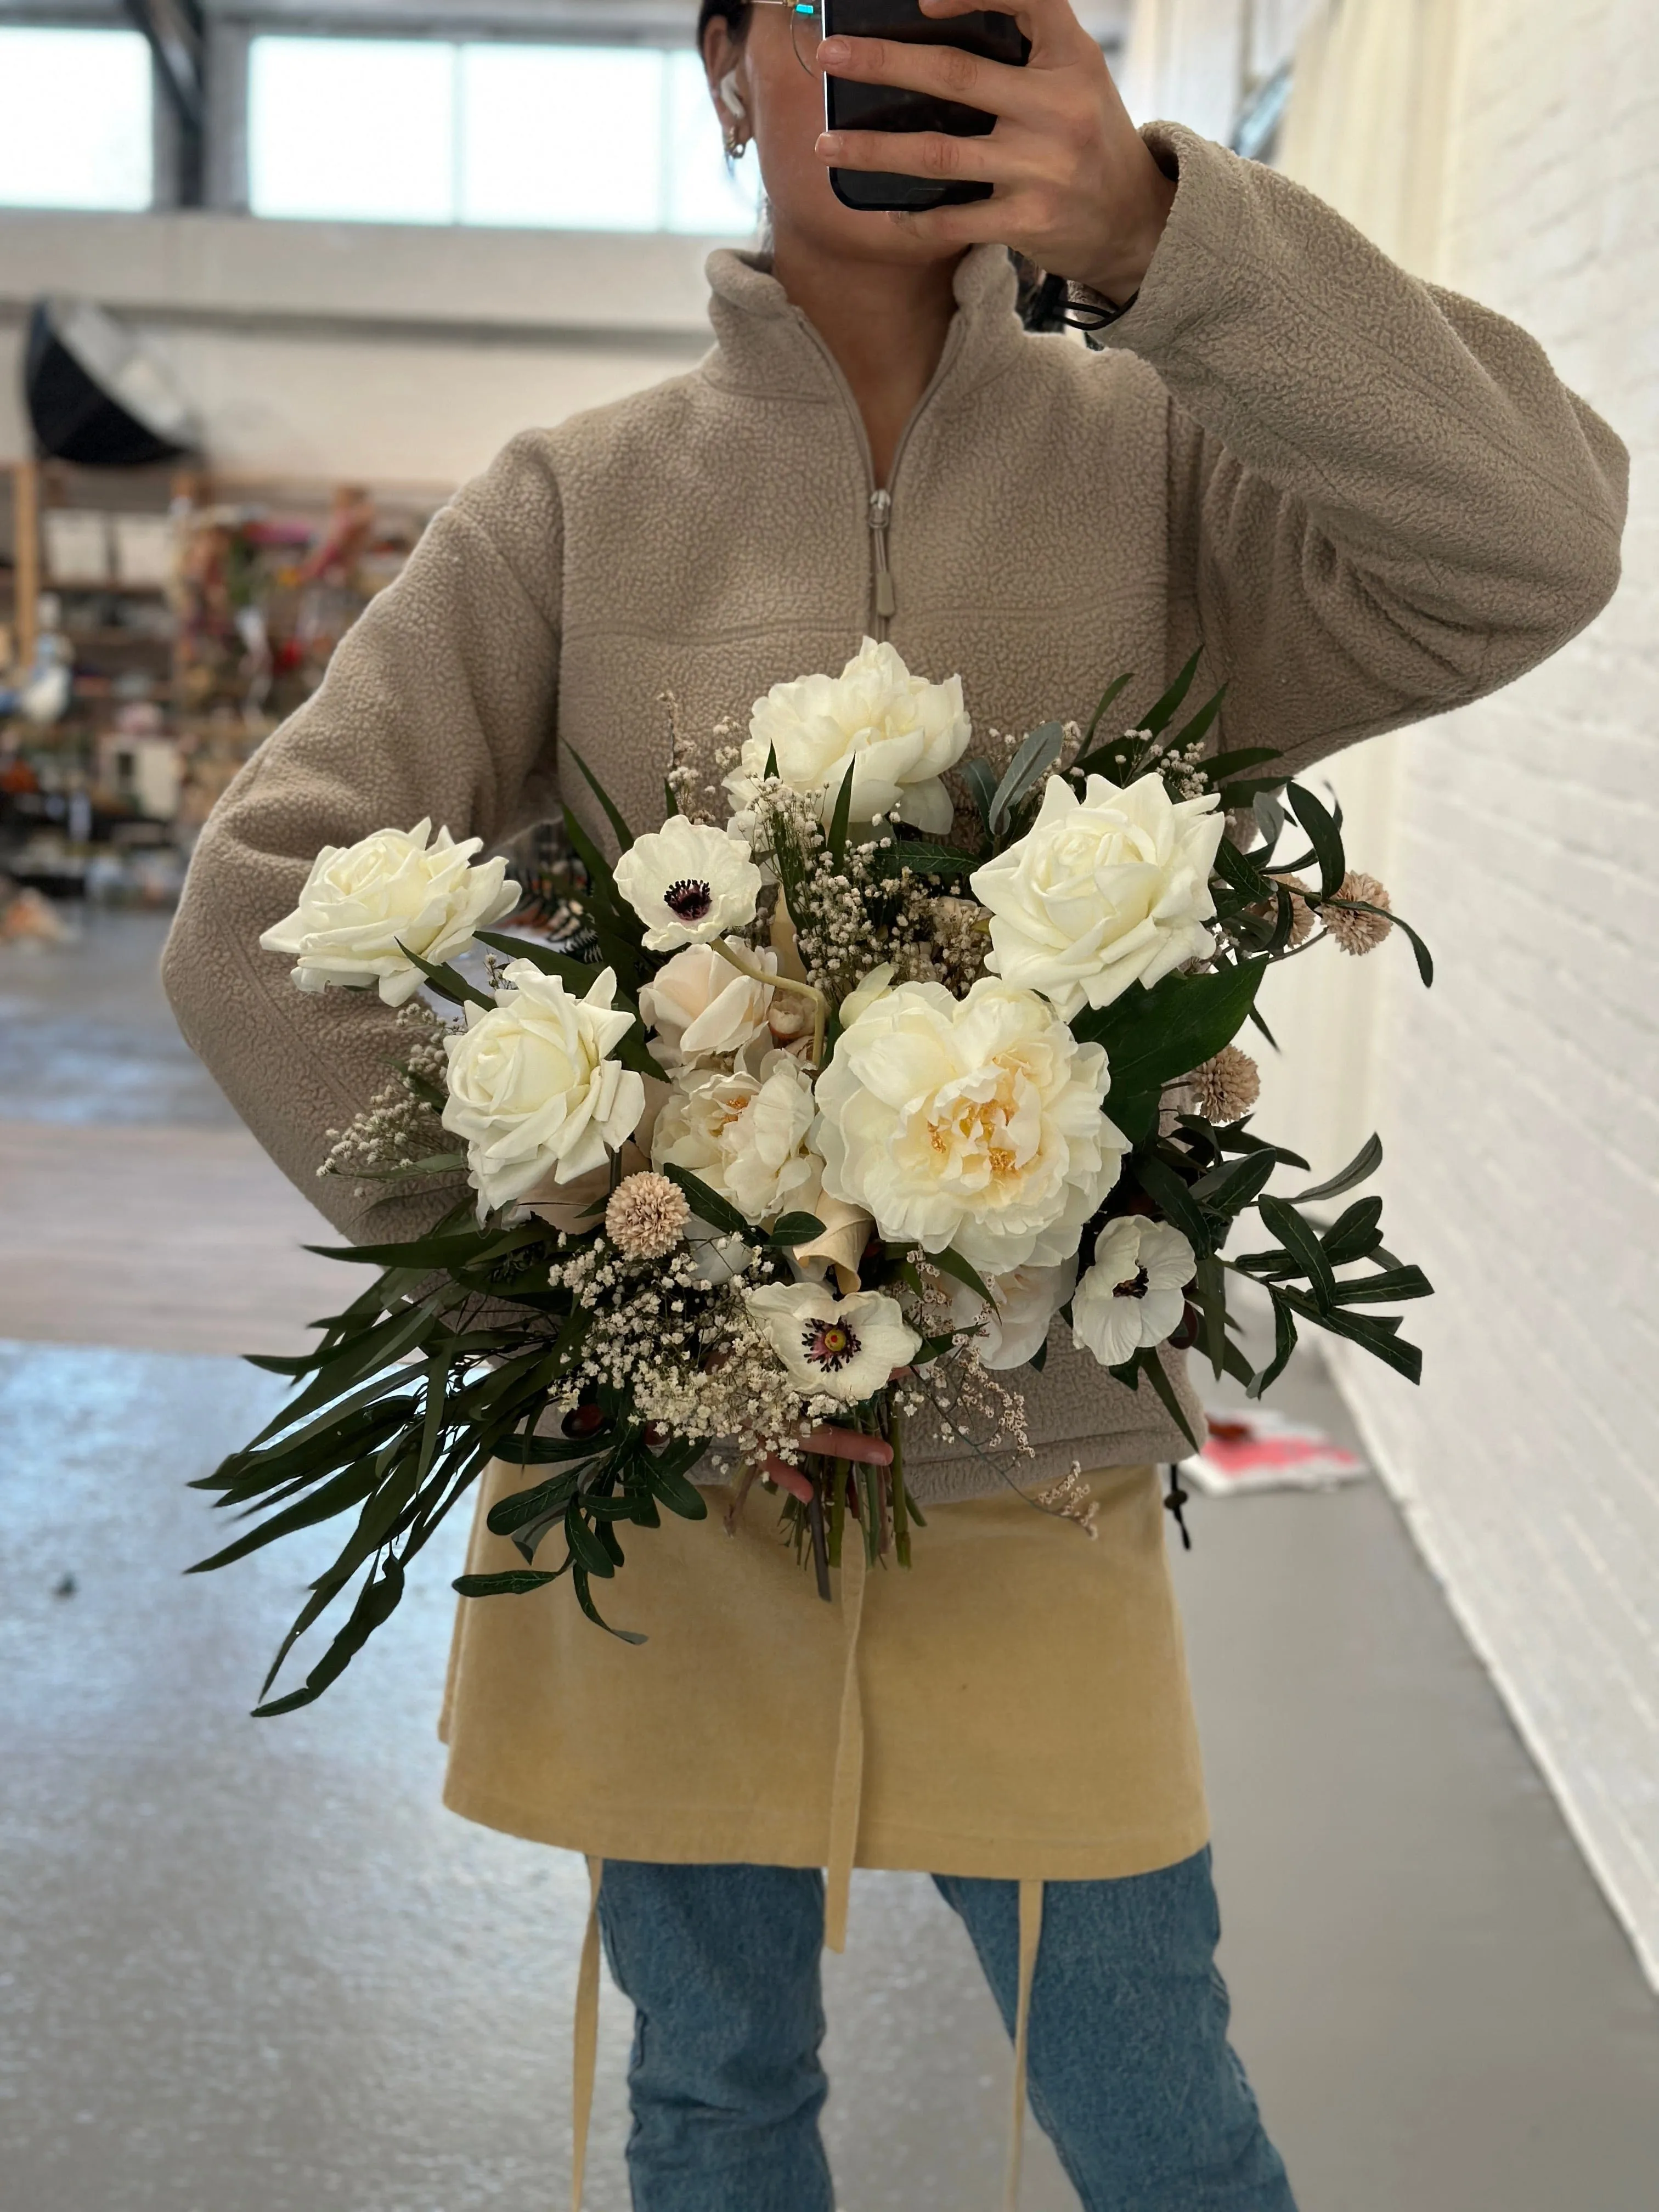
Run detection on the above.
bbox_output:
[165,2,1626,2206]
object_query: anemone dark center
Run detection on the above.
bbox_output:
[664,878,714,921]
[1114,1267,1150,1301]
[803,1319,861,1373]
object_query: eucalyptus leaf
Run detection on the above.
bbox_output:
[1257,1196,1339,1310]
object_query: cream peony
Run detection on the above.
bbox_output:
[442,961,645,1215]
[970,772,1227,1020]
[726,638,972,836]
[1071,1217,1195,1369]
[259,819,518,1007]
[814,976,1127,1276]
[744,1283,921,1406]
[613,815,763,953]
[651,1049,822,1228]
[946,1257,1077,1372]
[639,939,776,1068]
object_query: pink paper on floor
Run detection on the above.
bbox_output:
[1184,1407,1368,1495]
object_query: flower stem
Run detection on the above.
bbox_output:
[828,1457,847,1567]
[889,1408,912,1570]
[709,936,828,1067]
[806,1476,832,1602]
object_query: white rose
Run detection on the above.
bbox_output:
[259,817,518,1008]
[442,961,645,1215]
[970,772,1227,1020]
[744,1283,921,1407]
[638,939,776,1069]
[814,975,1127,1276]
[946,1257,1077,1371]
[651,1048,822,1227]
[612,816,762,953]
[1072,1217,1195,1369]
[726,638,972,836]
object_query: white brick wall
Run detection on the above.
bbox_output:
[1251,0,1659,1981]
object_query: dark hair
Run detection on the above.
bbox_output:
[695,2,1070,335]
[697,1,749,42]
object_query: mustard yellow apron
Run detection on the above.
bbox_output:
[439,1460,1209,2209]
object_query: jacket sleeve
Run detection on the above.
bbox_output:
[161,432,566,1242]
[1097,123,1629,776]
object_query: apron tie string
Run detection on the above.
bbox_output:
[1005,1877,1045,2211]
[570,1853,603,2211]
[823,1534,868,1953]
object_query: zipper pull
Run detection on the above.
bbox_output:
[868,488,896,623]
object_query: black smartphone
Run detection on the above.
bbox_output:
[823,0,1029,213]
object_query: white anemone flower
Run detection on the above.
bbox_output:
[1071,1217,1196,1370]
[726,638,972,836]
[613,816,763,953]
[744,1283,921,1406]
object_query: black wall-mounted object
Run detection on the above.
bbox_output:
[25,297,198,468]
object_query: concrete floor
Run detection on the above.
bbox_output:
[3,913,1657,2212]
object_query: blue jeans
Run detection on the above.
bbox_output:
[596,1849,1297,2211]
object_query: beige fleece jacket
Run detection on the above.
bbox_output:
[162,123,1627,1502]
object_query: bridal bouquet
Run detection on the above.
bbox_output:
[194,643,1433,1713]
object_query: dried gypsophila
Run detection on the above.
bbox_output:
[318,1001,459,1186]
[1032,1464,1101,1539]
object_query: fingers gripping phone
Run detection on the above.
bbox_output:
[823,1,1029,213]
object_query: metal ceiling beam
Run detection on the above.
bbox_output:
[123,0,206,202]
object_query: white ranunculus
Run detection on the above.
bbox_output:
[259,818,519,1008]
[814,976,1127,1276]
[946,1257,1078,1372]
[744,1283,921,1407]
[442,961,645,1215]
[970,772,1228,1020]
[726,639,972,836]
[639,939,776,1069]
[1071,1217,1195,1369]
[613,816,763,953]
[651,1049,822,1228]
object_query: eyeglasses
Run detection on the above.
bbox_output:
[750,0,824,72]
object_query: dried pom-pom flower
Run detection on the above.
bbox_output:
[605,1172,690,1260]
[1187,1043,1261,1125]
[1324,872,1393,956]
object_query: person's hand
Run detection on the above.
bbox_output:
[765,1421,892,1504]
[812,0,1176,306]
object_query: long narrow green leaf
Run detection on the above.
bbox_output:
[1083,671,1134,746]
[1257,1196,1339,1310]
[454,1568,563,1597]
[1330,1266,1433,1305]
[394,939,493,1010]
[252,1558,407,1717]
[1140,649,1203,738]
[566,746,638,854]
[571,1565,647,1644]
[927,1244,994,1307]
[827,757,858,868]
[662,1162,750,1239]
[989,721,1063,834]
[1291,1133,1383,1206]
[1285,783,1345,899]
[1135,1155,1211,1253]
[1246,1289,1299,1398]
[188,1458,383,1573]
[1136,1346,1202,1452]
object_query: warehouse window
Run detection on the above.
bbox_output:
[247,36,761,235]
[0,26,153,212]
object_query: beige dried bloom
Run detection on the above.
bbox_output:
[1187,1043,1261,1125]
[1034,1464,1100,1539]
[1325,872,1393,956]
[605,1172,690,1259]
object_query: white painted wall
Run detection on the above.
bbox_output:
[0,206,723,484]
[1245,0,1659,1983]
[1119,0,1321,134]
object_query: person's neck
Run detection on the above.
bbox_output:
[770,230,962,487]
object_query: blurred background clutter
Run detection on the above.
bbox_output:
[3,5,1658,2210]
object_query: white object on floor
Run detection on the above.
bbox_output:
[1184,1406,1368,1495]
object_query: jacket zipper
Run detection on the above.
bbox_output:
[868,489,896,627]
[788,308,969,640]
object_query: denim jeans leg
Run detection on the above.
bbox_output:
[935,1850,1298,2212]
[597,1859,836,2212]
